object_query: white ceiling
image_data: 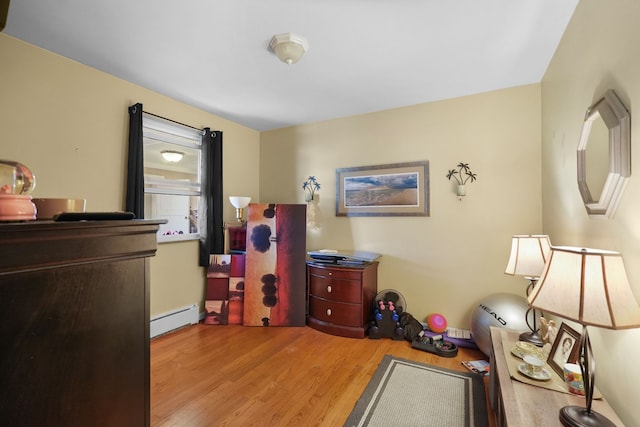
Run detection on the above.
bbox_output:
[4,0,578,131]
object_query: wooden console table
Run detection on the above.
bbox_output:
[0,220,162,427]
[489,327,624,426]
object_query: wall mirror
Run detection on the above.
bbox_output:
[577,89,631,218]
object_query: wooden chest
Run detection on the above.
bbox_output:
[306,262,378,338]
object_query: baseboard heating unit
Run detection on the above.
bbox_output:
[150,303,199,338]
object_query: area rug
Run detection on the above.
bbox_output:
[344,355,488,427]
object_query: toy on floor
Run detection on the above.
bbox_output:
[426,313,447,333]
[421,329,478,350]
[422,313,478,351]
[411,331,458,358]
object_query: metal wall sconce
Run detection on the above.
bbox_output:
[446,162,477,200]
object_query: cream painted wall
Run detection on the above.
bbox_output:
[14,14,639,419]
[260,84,543,329]
[542,0,640,424]
[0,34,261,317]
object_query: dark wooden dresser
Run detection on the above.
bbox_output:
[0,220,162,427]
[306,262,378,338]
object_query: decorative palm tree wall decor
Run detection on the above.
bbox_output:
[446,163,477,199]
[302,176,321,202]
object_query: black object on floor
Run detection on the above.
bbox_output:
[411,333,459,357]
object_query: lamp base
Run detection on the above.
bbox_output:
[519,330,544,347]
[559,406,616,427]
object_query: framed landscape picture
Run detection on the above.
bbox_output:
[336,161,429,217]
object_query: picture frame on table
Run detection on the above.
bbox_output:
[547,322,581,377]
[335,161,430,217]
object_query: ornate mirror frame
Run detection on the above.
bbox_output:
[577,89,631,218]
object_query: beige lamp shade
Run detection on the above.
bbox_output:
[504,235,551,278]
[229,196,251,223]
[229,196,251,209]
[528,246,640,329]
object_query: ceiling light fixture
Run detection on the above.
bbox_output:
[269,33,309,65]
[161,150,184,163]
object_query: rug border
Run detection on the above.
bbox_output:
[343,354,488,427]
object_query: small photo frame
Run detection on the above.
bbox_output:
[547,322,581,377]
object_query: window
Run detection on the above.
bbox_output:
[127,103,223,261]
[142,113,203,242]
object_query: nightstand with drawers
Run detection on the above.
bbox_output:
[306,261,378,338]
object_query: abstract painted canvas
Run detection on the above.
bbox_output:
[243,203,307,326]
[205,254,245,325]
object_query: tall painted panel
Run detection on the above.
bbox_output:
[243,203,307,326]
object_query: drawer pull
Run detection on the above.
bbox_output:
[328,271,333,276]
[327,308,332,316]
[327,285,332,293]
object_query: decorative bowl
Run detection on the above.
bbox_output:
[32,198,86,220]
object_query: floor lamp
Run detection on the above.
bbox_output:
[528,246,640,427]
[504,234,551,346]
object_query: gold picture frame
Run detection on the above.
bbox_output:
[547,322,581,377]
[335,161,430,217]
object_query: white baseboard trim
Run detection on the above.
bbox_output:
[150,303,199,338]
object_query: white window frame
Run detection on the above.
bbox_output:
[142,113,203,243]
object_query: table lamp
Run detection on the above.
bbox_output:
[528,246,640,427]
[504,234,551,346]
[229,196,251,224]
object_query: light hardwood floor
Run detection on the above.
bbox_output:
[151,324,496,426]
